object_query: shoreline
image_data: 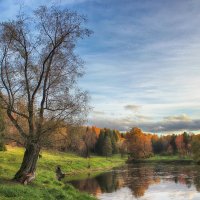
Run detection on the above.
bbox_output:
[0,146,126,200]
[126,155,197,165]
[127,159,195,164]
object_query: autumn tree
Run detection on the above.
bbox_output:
[0,6,91,183]
[91,126,101,137]
[63,125,84,152]
[118,139,127,157]
[175,133,191,157]
[81,127,97,158]
[125,127,152,159]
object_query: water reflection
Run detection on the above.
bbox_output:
[68,164,200,199]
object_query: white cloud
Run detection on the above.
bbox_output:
[164,114,191,122]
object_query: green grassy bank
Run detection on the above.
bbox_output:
[129,155,194,164]
[0,146,126,200]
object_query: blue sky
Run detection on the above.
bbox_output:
[1,0,200,133]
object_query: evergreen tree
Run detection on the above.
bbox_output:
[113,130,120,141]
[183,132,191,154]
[111,130,118,154]
[112,138,118,154]
[95,129,105,155]
[170,134,177,154]
[102,135,112,157]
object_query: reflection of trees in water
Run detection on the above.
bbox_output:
[96,171,122,193]
[194,176,200,192]
[69,176,101,195]
[155,164,199,189]
[192,167,200,193]
[126,164,160,197]
[69,164,200,198]
[69,171,124,195]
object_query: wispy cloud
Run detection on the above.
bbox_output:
[89,114,200,133]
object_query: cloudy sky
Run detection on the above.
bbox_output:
[1,0,200,133]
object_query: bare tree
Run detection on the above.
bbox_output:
[0,5,91,183]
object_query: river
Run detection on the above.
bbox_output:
[68,163,200,200]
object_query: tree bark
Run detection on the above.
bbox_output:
[13,142,40,183]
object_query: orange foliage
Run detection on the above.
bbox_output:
[91,126,101,137]
[175,134,186,156]
[125,127,152,159]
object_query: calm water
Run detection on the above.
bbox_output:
[68,164,200,200]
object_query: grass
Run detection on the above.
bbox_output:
[0,146,126,200]
[130,154,194,164]
[147,155,192,161]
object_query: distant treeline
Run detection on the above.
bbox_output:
[1,111,200,162]
[124,127,200,162]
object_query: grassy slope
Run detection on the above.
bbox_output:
[0,146,126,200]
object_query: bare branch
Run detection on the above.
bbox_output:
[0,5,90,147]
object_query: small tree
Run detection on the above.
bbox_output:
[0,6,91,183]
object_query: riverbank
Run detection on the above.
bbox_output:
[128,155,195,164]
[0,146,126,200]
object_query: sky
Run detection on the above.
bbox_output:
[1,0,200,133]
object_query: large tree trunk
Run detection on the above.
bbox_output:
[13,142,40,184]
